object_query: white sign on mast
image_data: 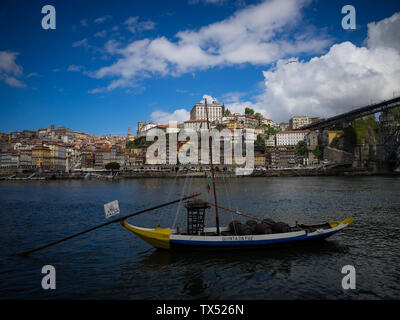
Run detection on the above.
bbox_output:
[104,200,120,219]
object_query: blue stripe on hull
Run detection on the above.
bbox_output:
[169,229,339,250]
[170,234,306,247]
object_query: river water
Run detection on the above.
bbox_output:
[0,176,399,300]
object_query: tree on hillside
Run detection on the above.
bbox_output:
[245,107,255,115]
[126,136,154,149]
[296,140,308,157]
[313,145,324,160]
[255,134,266,152]
[264,125,279,136]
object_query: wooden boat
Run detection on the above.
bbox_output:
[121,99,355,251]
[121,217,354,251]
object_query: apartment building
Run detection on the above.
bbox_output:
[190,100,223,122]
[276,130,311,146]
[289,116,311,130]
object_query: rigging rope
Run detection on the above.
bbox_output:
[172,173,190,230]
[222,171,239,235]
[157,171,179,226]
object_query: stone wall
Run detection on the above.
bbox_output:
[324,146,354,164]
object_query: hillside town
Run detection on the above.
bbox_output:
[1,98,398,177]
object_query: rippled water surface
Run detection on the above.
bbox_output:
[1,176,399,299]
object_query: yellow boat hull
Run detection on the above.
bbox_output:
[121,221,171,249]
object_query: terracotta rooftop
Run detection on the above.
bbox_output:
[277,130,311,134]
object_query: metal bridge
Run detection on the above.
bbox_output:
[301,96,400,130]
[300,96,400,168]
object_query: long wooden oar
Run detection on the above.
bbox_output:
[13,193,201,256]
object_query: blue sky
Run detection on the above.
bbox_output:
[1,0,399,135]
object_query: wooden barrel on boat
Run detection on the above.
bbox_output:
[238,224,252,235]
[270,222,290,233]
[246,220,257,232]
[261,218,275,227]
[229,221,252,235]
[254,223,272,234]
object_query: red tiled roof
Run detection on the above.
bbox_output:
[277,130,311,134]
[184,119,207,123]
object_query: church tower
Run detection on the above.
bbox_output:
[137,120,143,136]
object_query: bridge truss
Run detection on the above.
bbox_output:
[300,96,400,168]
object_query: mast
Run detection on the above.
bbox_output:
[204,99,220,236]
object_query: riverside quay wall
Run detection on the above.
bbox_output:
[1,166,399,180]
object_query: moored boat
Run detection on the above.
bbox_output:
[121,216,355,251]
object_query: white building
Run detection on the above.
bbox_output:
[190,100,223,122]
[276,130,311,146]
[183,119,208,131]
[262,118,280,129]
[0,150,19,167]
[243,128,256,142]
[138,121,158,137]
[289,116,311,130]
[266,135,276,147]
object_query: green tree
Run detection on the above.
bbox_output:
[389,106,400,118]
[313,145,323,159]
[255,134,266,152]
[267,126,279,135]
[245,107,255,115]
[126,136,154,149]
[296,140,307,157]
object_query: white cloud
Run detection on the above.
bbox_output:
[94,30,108,38]
[0,51,23,75]
[3,75,26,88]
[252,11,400,123]
[188,0,228,5]
[72,38,90,48]
[123,16,156,34]
[225,100,262,115]
[151,109,190,124]
[366,12,400,53]
[26,72,40,78]
[90,0,330,91]
[104,39,121,55]
[201,94,218,104]
[94,15,112,24]
[88,87,104,94]
[0,51,26,88]
[67,65,85,72]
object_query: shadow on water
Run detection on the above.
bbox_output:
[136,240,350,271]
[112,239,350,299]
